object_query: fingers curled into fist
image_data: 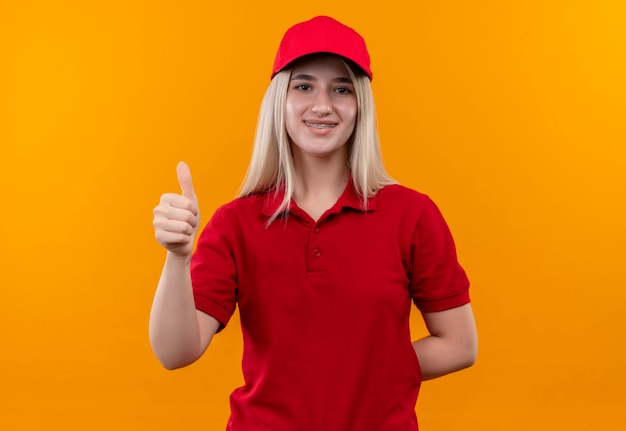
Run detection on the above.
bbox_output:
[153,162,201,257]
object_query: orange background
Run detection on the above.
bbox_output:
[1,1,625,429]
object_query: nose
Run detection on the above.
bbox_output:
[311,92,332,116]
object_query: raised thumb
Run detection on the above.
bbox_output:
[176,161,196,201]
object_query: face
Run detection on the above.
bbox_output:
[285,55,357,162]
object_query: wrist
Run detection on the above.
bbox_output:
[165,250,193,266]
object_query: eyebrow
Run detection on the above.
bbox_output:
[290,74,353,84]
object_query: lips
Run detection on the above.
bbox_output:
[304,121,337,129]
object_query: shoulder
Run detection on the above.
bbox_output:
[198,194,268,241]
[376,183,427,198]
[372,184,453,230]
[211,189,290,224]
[374,184,434,210]
[214,193,266,215]
[205,194,266,227]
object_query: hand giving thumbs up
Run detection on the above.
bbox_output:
[153,162,200,257]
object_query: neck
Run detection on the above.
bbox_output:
[291,151,350,221]
[293,155,349,199]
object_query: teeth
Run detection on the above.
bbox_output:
[305,122,336,129]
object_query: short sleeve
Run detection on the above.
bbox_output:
[409,198,470,312]
[190,207,238,331]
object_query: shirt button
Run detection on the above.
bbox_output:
[314,227,320,233]
[313,248,321,257]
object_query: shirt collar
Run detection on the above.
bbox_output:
[261,178,376,218]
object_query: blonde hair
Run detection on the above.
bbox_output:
[239,58,396,224]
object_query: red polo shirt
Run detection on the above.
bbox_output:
[191,181,470,431]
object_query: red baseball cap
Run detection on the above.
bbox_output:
[271,16,372,80]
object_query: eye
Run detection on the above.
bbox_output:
[335,86,353,95]
[294,83,312,91]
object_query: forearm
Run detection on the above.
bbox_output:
[149,252,204,369]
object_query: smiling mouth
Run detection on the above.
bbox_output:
[304,121,337,129]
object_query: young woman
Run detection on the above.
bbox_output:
[151,15,477,430]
